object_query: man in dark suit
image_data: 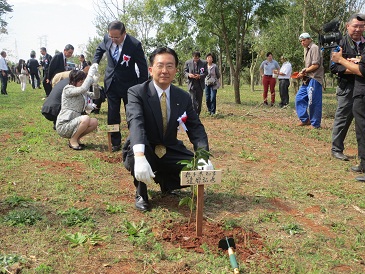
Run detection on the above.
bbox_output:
[26,51,41,89]
[184,51,208,115]
[123,47,212,211]
[93,20,148,152]
[47,44,74,85]
[40,47,52,97]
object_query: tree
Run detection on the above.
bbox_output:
[0,0,13,35]
[158,0,287,104]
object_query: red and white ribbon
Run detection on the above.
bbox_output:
[177,111,188,132]
[121,54,131,67]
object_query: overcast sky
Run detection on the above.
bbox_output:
[1,0,100,63]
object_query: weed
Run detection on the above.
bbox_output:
[65,231,106,248]
[0,254,26,273]
[223,218,241,230]
[283,223,304,235]
[2,208,42,226]
[4,194,33,207]
[255,212,280,224]
[58,207,93,227]
[239,149,258,161]
[105,203,126,214]
[34,264,54,273]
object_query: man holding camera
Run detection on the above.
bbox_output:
[295,33,324,128]
[330,13,365,161]
[332,14,365,181]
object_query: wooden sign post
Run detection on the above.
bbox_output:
[107,124,120,153]
[181,170,222,237]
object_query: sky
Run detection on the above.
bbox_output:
[1,0,100,63]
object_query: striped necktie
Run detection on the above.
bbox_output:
[160,91,167,134]
[113,45,119,61]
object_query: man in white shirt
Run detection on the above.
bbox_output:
[276,56,292,108]
[0,51,9,95]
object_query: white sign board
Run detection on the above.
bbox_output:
[180,170,222,186]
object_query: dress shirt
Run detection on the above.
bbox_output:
[0,56,8,71]
[111,39,125,62]
[133,81,171,154]
[278,61,292,79]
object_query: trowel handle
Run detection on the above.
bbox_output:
[228,247,239,273]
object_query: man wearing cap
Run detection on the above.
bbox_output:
[296,32,324,128]
[330,14,365,161]
[332,14,365,181]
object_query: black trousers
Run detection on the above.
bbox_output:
[1,72,8,94]
[279,79,290,106]
[43,70,52,96]
[124,141,194,200]
[353,96,365,170]
[331,82,354,153]
[107,82,128,147]
[30,73,40,89]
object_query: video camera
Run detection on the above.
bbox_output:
[311,18,342,50]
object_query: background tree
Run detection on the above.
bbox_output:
[0,0,12,35]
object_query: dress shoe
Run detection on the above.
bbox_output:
[297,119,311,126]
[351,165,363,173]
[111,145,121,152]
[356,175,365,182]
[68,141,83,150]
[135,195,150,211]
[331,151,349,161]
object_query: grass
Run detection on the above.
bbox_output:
[1,81,365,273]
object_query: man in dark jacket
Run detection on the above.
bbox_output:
[93,21,148,152]
[27,51,41,89]
[330,13,365,161]
[40,47,52,96]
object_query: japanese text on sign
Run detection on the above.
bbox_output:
[180,170,222,186]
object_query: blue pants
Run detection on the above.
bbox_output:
[295,78,322,128]
[205,85,217,114]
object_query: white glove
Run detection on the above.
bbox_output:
[198,159,214,170]
[92,74,99,84]
[88,63,98,77]
[134,156,155,184]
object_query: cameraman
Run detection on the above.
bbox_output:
[332,14,365,181]
[330,13,365,161]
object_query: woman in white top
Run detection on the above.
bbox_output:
[16,59,28,91]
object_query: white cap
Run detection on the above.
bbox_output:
[299,32,311,40]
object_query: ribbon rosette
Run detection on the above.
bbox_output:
[177,111,188,132]
[121,54,131,67]
[200,68,204,74]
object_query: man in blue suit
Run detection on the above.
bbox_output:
[93,21,148,152]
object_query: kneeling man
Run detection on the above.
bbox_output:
[123,47,211,211]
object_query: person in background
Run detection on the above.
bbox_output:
[16,59,29,92]
[55,64,99,150]
[204,53,220,115]
[123,47,212,211]
[295,33,324,128]
[47,44,74,86]
[0,51,9,95]
[40,47,52,97]
[332,14,365,181]
[79,54,88,70]
[330,13,365,161]
[259,52,280,106]
[27,51,41,89]
[184,51,208,115]
[276,55,292,108]
[93,20,148,152]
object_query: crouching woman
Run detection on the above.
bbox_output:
[56,65,100,150]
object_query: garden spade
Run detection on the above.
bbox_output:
[218,237,239,274]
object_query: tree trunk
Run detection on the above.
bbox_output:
[233,71,241,104]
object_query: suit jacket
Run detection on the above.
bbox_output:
[26,58,40,74]
[40,53,52,72]
[41,78,69,121]
[125,80,209,153]
[93,34,148,95]
[184,59,208,91]
[47,52,66,81]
